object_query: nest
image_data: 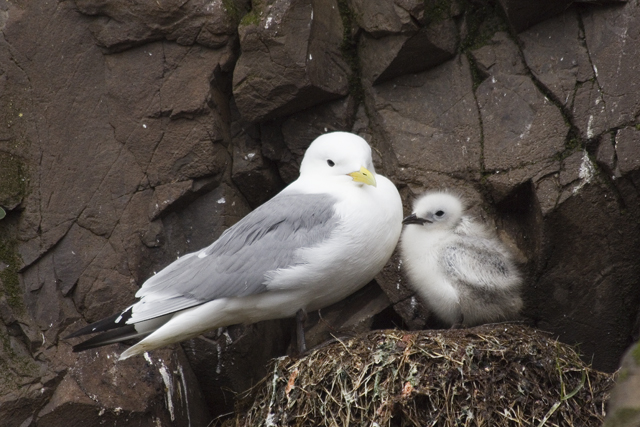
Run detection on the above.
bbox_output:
[224,325,614,427]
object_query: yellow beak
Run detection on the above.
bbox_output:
[347,166,377,187]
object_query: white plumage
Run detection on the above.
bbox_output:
[67,132,403,360]
[400,191,523,327]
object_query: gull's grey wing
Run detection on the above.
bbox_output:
[441,239,517,289]
[128,192,339,323]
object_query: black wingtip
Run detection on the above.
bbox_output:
[65,307,133,339]
[71,324,143,352]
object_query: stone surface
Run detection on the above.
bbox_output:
[615,126,640,175]
[73,0,246,51]
[348,0,418,37]
[359,19,458,85]
[496,0,573,32]
[473,32,569,172]
[529,181,640,371]
[368,56,482,183]
[181,318,292,415]
[230,118,285,208]
[232,0,350,123]
[520,9,592,107]
[582,2,640,125]
[37,347,210,427]
[0,152,26,211]
[2,0,640,425]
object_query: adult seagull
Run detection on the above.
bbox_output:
[67,132,403,360]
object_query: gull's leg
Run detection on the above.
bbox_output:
[296,308,308,353]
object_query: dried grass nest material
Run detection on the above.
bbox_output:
[226,324,615,427]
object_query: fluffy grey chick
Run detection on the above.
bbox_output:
[400,191,523,327]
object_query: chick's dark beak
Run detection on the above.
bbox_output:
[402,213,432,225]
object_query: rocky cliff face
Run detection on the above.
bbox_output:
[0,0,638,425]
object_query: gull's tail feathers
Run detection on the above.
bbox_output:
[67,310,172,354]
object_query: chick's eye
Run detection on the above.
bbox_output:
[327,159,335,167]
[435,210,445,217]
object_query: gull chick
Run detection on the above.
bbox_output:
[67,132,403,359]
[400,191,523,327]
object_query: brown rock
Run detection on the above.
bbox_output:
[36,347,210,427]
[474,48,568,170]
[78,148,147,237]
[530,182,640,371]
[149,181,196,221]
[496,0,573,33]
[615,126,640,175]
[572,79,609,141]
[144,120,229,189]
[281,97,356,157]
[581,1,640,137]
[233,0,350,122]
[231,123,285,208]
[368,56,481,180]
[485,158,559,205]
[595,134,619,178]
[259,97,357,184]
[74,0,244,51]
[0,152,26,211]
[473,31,528,76]
[359,19,458,85]
[181,319,292,415]
[103,42,232,186]
[348,0,418,37]
[520,9,592,107]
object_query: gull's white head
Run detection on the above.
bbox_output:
[299,132,377,187]
[403,191,463,231]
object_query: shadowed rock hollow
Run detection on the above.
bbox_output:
[0,0,638,425]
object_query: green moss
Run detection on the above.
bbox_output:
[336,0,364,105]
[549,127,584,162]
[458,0,509,53]
[222,0,242,24]
[466,52,486,91]
[0,325,39,391]
[552,147,579,163]
[0,227,39,390]
[239,0,263,27]
[423,0,453,25]
[0,238,24,313]
[566,136,581,151]
[240,10,260,26]
[0,152,28,209]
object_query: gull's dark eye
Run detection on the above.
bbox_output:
[435,210,445,217]
[327,159,335,167]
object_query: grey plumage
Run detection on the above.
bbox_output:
[130,192,339,324]
[400,191,523,327]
